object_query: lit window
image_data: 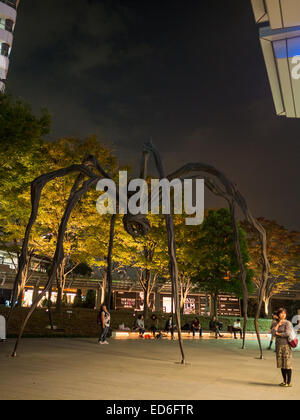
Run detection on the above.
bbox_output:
[0,43,9,57]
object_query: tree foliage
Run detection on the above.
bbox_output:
[242,218,300,315]
[192,209,254,315]
[0,94,119,306]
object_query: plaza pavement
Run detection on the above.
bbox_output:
[0,337,299,400]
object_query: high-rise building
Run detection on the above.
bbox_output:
[252,0,300,118]
[0,0,20,92]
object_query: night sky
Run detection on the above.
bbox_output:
[7,0,300,230]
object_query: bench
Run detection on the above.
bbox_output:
[112,330,270,340]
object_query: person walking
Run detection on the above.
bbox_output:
[267,313,279,350]
[272,308,294,387]
[97,304,111,345]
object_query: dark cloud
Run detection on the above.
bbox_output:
[7,0,300,230]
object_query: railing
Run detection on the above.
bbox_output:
[0,0,17,10]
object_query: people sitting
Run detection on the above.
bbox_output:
[165,315,175,339]
[209,316,223,339]
[155,331,164,340]
[134,315,145,338]
[191,317,203,338]
[232,318,243,340]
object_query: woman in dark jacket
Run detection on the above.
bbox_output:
[272,308,293,387]
[97,305,111,345]
[150,314,159,337]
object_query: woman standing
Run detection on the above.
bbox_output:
[97,304,111,345]
[272,308,293,387]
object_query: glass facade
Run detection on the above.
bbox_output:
[0,17,13,31]
[1,0,17,10]
[0,43,9,57]
[0,0,19,91]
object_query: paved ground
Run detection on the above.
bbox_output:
[0,337,299,400]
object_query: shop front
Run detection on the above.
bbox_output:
[114,291,155,311]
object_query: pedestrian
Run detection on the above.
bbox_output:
[267,312,279,350]
[191,317,203,338]
[209,316,223,339]
[150,314,159,338]
[272,308,294,387]
[97,304,111,345]
[165,315,175,339]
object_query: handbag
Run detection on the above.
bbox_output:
[288,326,299,349]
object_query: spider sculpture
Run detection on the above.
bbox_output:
[7,142,270,362]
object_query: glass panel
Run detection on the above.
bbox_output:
[1,0,17,10]
[0,43,9,57]
[5,19,13,32]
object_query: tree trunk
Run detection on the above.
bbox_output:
[101,269,107,305]
[171,270,175,332]
[16,262,29,307]
[179,276,185,314]
[107,214,116,311]
[11,174,99,357]
[32,281,40,303]
[56,258,66,314]
[143,269,151,324]
[211,293,218,318]
[229,201,249,349]
[263,296,271,318]
[143,288,150,325]
[16,290,24,308]
[56,285,63,313]
[47,287,54,330]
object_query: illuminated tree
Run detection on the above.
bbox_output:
[192,209,254,317]
[35,136,118,312]
[128,214,169,323]
[173,214,200,312]
[242,218,300,316]
[0,93,50,305]
[7,141,270,363]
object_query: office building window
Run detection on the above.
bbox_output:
[0,18,13,32]
[1,42,9,57]
[1,0,17,10]
[5,19,13,32]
